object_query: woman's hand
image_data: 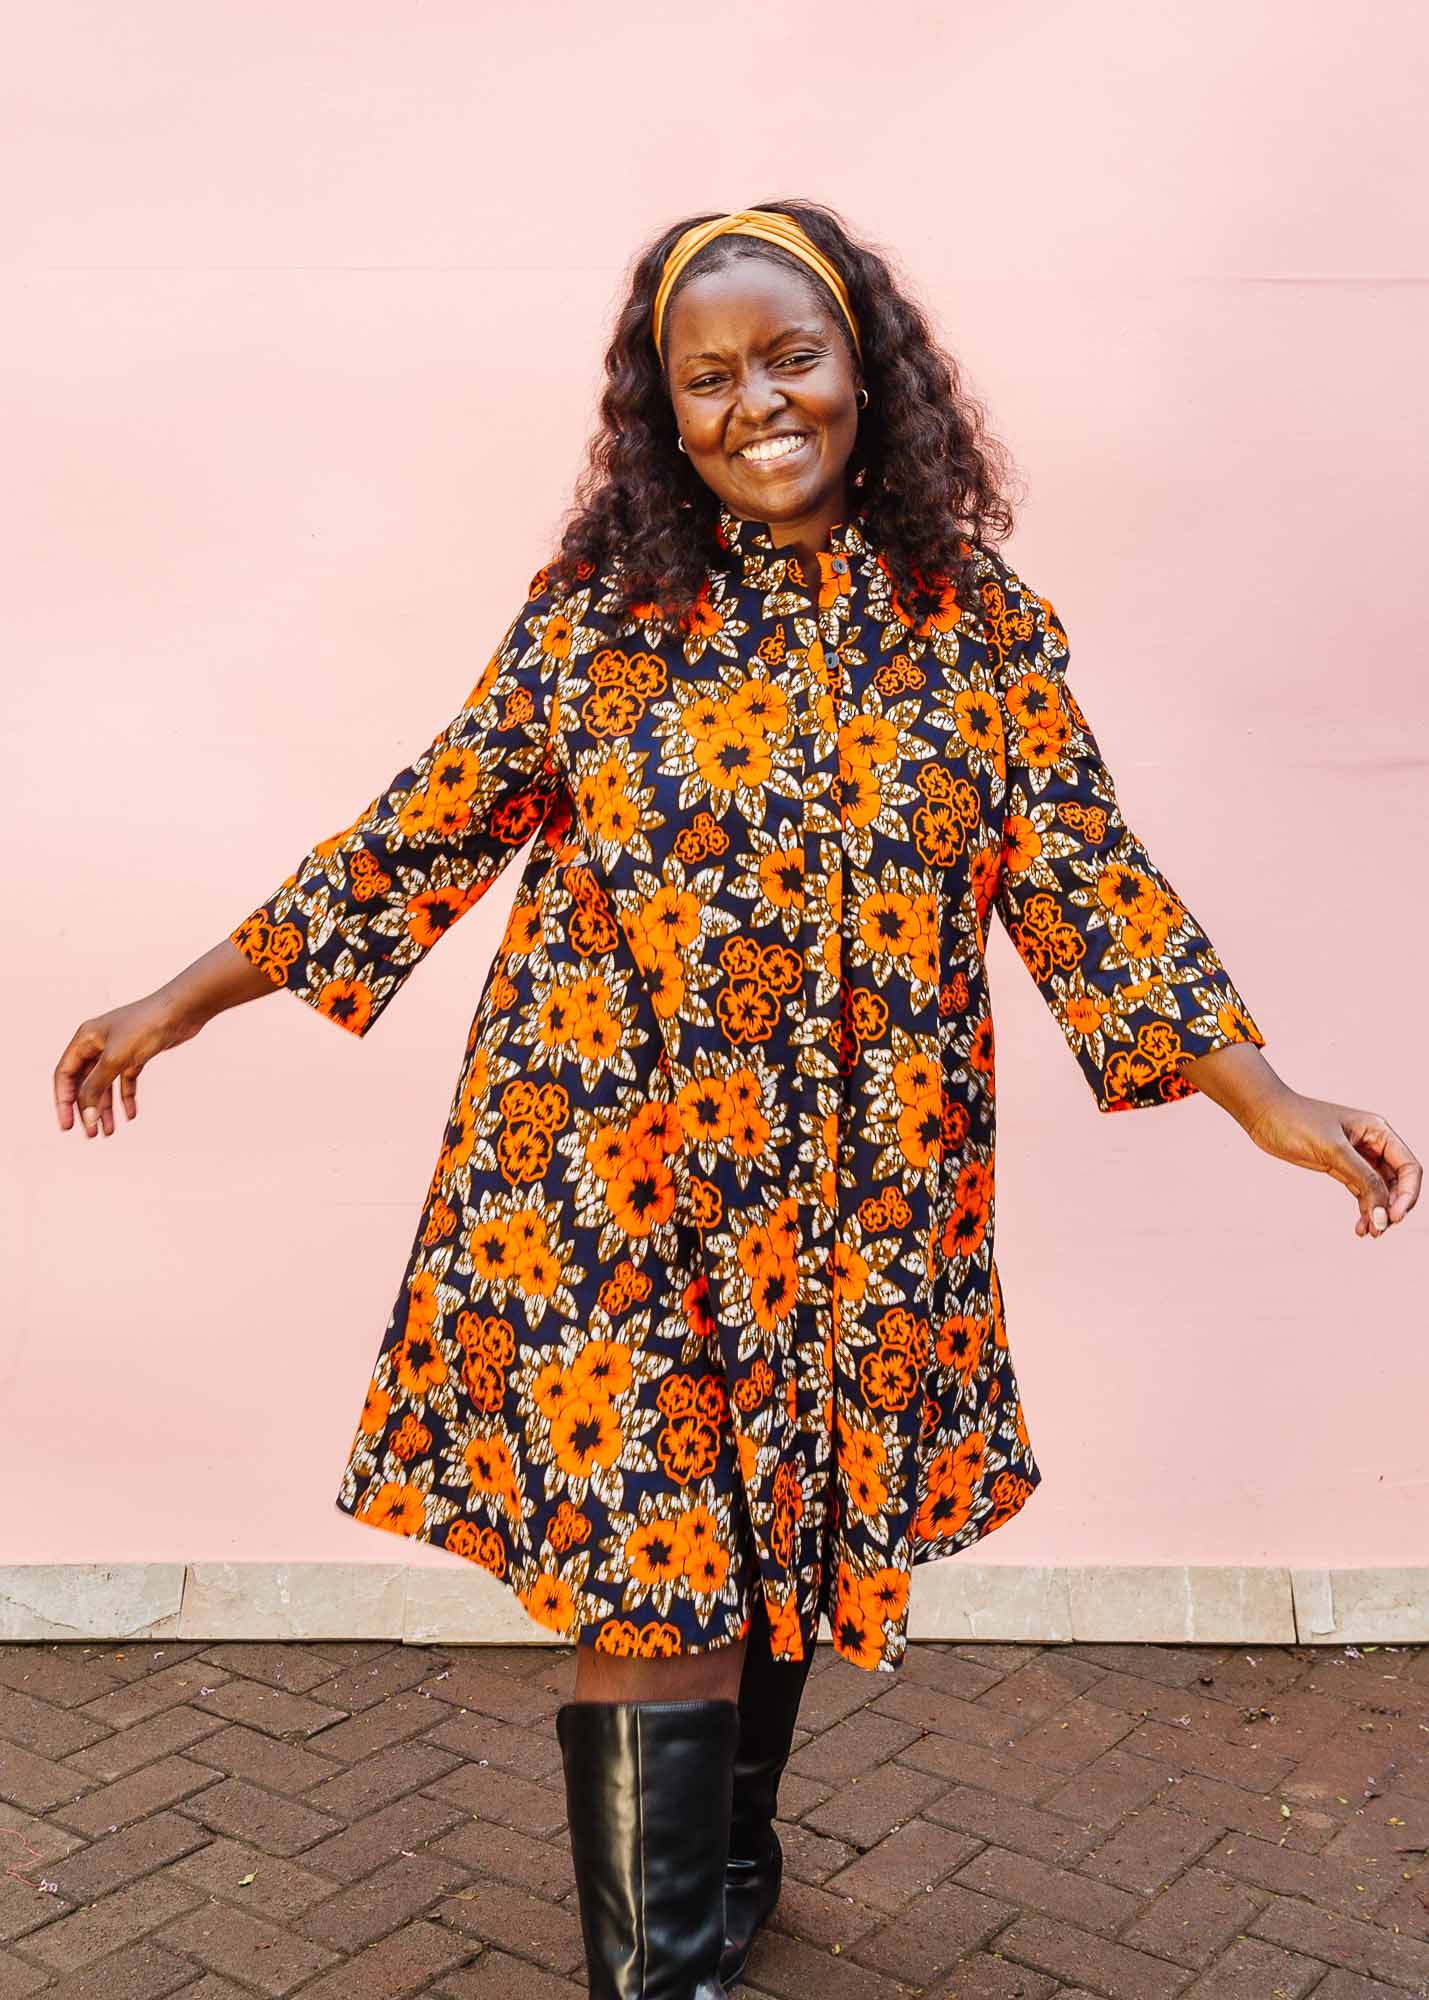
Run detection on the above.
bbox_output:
[54,992,204,1138]
[1241,1089,1421,1240]
[54,939,278,1139]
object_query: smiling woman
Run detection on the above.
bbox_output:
[55,196,1420,1998]
[666,260,863,584]
[548,198,1022,645]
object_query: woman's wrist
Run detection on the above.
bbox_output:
[155,939,276,1037]
[1179,1040,1294,1136]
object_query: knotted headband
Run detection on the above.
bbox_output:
[651,208,863,367]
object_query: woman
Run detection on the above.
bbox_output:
[56,200,1420,1998]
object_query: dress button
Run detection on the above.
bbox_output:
[832,556,848,575]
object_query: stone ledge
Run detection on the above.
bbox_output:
[1291,1566,1429,1644]
[2,1562,1425,1644]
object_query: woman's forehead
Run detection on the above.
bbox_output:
[665,259,837,362]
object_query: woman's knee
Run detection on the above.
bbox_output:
[570,1631,749,1703]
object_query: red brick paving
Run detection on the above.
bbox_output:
[0,1636,1426,1997]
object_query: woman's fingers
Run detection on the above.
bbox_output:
[81,1066,115,1136]
[1328,1112,1408,1232]
[53,1025,101,1131]
[71,1036,125,1136]
[1373,1124,1422,1222]
[64,1053,114,1136]
[57,1003,174,1139]
[1342,1112,1422,1231]
[1328,1130,1391,1236]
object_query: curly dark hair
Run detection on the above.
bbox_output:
[543,197,1021,631]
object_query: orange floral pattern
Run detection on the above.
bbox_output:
[231,505,1265,1672]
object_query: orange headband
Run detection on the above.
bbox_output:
[652,208,862,366]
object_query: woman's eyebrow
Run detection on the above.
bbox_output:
[678,324,829,366]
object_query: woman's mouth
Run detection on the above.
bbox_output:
[735,432,814,470]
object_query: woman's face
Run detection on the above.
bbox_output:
[663,256,862,538]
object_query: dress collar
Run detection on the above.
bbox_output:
[715,499,872,586]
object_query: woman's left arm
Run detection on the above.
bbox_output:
[988,571,1421,1243]
[1179,1040,1422,1239]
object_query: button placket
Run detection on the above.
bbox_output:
[784,544,854,1519]
[718,506,870,1650]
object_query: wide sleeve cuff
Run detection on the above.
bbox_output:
[990,567,1267,1114]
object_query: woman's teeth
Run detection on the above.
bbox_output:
[739,434,809,464]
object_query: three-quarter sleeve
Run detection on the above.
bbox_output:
[229,565,575,1038]
[990,572,1265,1112]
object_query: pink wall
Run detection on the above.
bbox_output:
[8,1,1426,1570]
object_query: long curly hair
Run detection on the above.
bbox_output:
[543,197,1020,630]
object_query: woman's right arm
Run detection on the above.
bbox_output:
[54,939,280,1139]
[55,558,579,1141]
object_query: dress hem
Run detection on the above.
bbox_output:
[333,1452,1044,1672]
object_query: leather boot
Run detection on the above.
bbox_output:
[556,1694,739,1999]
[718,1590,817,1988]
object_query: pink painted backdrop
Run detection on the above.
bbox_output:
[7,1,1426,1569]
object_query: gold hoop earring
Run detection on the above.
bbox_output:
[678,435,688,453]
[856,388,869,409]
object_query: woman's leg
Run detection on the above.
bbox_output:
[557,1642,745,1996]
[571,1632,748,1702]
[719,1587,816,1983]
[572,1481,760,1702]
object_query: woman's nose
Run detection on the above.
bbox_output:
[732,367,786,421]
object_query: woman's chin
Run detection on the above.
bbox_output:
[727,470,824,521]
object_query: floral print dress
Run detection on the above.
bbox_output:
[231,503,1265,1672]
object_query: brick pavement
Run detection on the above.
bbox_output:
[1,1634,1427,1997]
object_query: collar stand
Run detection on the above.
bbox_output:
[715,501,869,580]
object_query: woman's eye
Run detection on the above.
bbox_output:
[687,352,819,390]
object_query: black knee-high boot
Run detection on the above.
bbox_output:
[719,1591,818,1988]
[556,1694,739,1999]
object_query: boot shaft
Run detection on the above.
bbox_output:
[557,1695,738,2000]
[729,1595,817,1854]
